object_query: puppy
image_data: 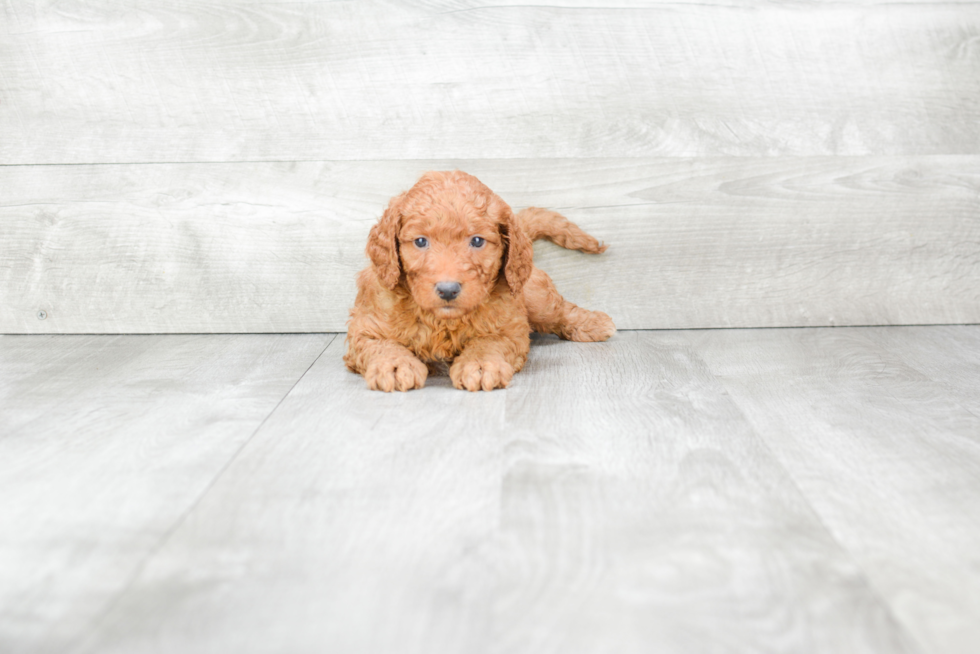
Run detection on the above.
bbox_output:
[344,170,615,392]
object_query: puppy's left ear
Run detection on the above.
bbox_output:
[366,192,405,290]
[500,206,534,295]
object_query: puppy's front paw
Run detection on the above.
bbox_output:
[566,310,616,342]
[450,357,515,392]
[365,355,427,392]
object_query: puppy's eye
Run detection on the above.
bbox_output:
[413,237,428,249]
[470,236,486,248]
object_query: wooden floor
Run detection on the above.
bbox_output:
[2,326,979,654]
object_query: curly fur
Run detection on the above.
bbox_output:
[345,170,615,392]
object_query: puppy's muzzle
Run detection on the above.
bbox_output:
[435,281,462,301]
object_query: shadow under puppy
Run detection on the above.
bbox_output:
[345,170,615,392]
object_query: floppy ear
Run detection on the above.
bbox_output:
[500,205,534,295]
[366,193,405,290]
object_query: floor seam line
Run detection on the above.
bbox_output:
[692,338,931,654]
[69,333,337,653]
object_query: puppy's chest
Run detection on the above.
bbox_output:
[407,324,467,362]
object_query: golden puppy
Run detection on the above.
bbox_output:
[344,170,615,391]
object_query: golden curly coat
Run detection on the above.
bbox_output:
[344,171,615,391]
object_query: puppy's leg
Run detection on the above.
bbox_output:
[450,334,530,392]
[524,267,616,342]
[345,337,427,392]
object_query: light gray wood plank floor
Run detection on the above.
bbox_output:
[2,327,978,653]
[0,334,334,654]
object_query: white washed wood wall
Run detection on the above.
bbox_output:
[2,0,978,333]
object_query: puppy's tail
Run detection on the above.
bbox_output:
[514,207,608,254]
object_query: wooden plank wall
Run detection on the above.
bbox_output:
[2,0,978,333]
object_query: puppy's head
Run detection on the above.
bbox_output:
[366,171,533,318]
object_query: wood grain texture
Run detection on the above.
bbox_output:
[870,325,980,419]
[67,334,922,654]
[4,328,980,652]
[73,337,509,654]
[2,157,977,333]
[0,333,331,654]
[492,331,918,654]
[2,1,979,163]
[685,327,980,654]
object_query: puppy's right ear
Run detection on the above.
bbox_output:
[366,193,405,290]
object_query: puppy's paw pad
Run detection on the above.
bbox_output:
[365,355,427,392]
[567,311,616,342]
[450,358,515,392]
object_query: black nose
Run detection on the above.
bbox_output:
[435,281,461,301]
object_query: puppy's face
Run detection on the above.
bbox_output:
[366,171,533,318]
[398,207,504,319]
